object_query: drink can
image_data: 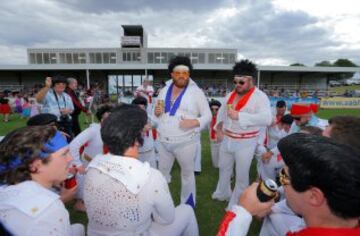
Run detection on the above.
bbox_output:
[256,179,278,202]
[64,173,77,189]
[227,104,233,109]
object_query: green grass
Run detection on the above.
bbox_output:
[329,85,360,94]
[1,110,360,235]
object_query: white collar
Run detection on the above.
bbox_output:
[88,153,151,194]
[0,181,59,218]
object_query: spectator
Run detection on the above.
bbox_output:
[66,78,88,136]
[35,76,74,138]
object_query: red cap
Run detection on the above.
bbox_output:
[309,103,319,113]
[290,103,311,116]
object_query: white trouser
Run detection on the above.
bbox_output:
[71,223,85,236]
[149,204,199,236]
[158,139,199,204]
[139,149,157,169]
[210,141,221,168]
[194,141,201,172]
[213,136,258,208]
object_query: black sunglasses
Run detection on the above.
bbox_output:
[293,116,301,121]
[211,108,219,111]
[233,80,246,85]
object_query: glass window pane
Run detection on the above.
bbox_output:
[50,53,56,64]
[95,53,102,63]
[209,53,215,63]
[148,52,154,63]
[89,53,95,63]
[199,53,205,63]
[154,52,161,63]
[103,53,110,64]
[110,53,116,63]
[133,75,141,86]
[66,53,72,63]
[79,53,86,63]
[36,53,43,64]
[223,53,230,64]
[59,53,65,64]
[73,53,79,64]
[29,53,36,64]
[215,53,223,63]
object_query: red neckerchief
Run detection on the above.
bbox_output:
[210,115,217,140]
[275,114,283,124]
[227,87,255,111]
[287,226,360,236]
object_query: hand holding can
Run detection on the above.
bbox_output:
[256,179,278,202]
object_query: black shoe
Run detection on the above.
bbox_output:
[194,171,201,176]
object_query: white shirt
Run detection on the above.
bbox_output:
[0,181,83,236]
[84,154,175,236]
[153,79,211,140]
[216,88,272,134]
[135,85,154,104]
[69,123,103,166]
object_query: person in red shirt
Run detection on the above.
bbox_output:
[218,133,360,236]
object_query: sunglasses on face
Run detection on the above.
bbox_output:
[211,108,219,111]
[279,168,291,186]
[173,71,190,77]
[233,80,246,85]
[293,116,301,121]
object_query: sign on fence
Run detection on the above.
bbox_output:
[320,97,360,109]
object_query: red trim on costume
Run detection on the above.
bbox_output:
[286,226,360,236]
[227,87,255,111]
[224,129,259,139]
[210,116,217,140]
[79,142,89,155]
[277,153,282,161]
[217,211,237,236]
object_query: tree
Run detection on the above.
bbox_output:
[290,63,305,66]
[314,60,332,67]
[333,58,358,67]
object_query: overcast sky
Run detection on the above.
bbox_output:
[1,0,359,66]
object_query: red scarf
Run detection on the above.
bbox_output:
[227,87,255,111]
[210,116,217,140]
[287,226,360,236]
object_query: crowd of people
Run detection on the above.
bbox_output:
[0,56,359,236]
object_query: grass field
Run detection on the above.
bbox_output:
[1,108,360,235]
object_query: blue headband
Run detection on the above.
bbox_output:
[39,131,68,159]
[0,131,68,172]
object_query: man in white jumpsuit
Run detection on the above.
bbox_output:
[212,59,272,209]
[134,77,154,114]
[153,56,211,206]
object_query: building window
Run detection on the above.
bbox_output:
[95,53,102,63]
[110,53,116,63]
[229,54,235,64]
[191,53,199,64]
[209,53,215,64]
[89,53,95,63]
[199,53,205,63]
[36,53,43,64]
[66,53,73,64]
[148,52,154,63]
[43,53,50,64]
[29,53,36,64]
[73,53,80,64]
[50,53,57,64]
[223,53,230,64]
[154,52,161,64]
[215,53,223,64]
[161,52,168,64]
[103,53,110,64]
[59,53,66,64]
[79,53,86,63]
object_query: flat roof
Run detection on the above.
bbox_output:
[0,64,359,73]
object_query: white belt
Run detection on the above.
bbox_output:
[159,131,198,143]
